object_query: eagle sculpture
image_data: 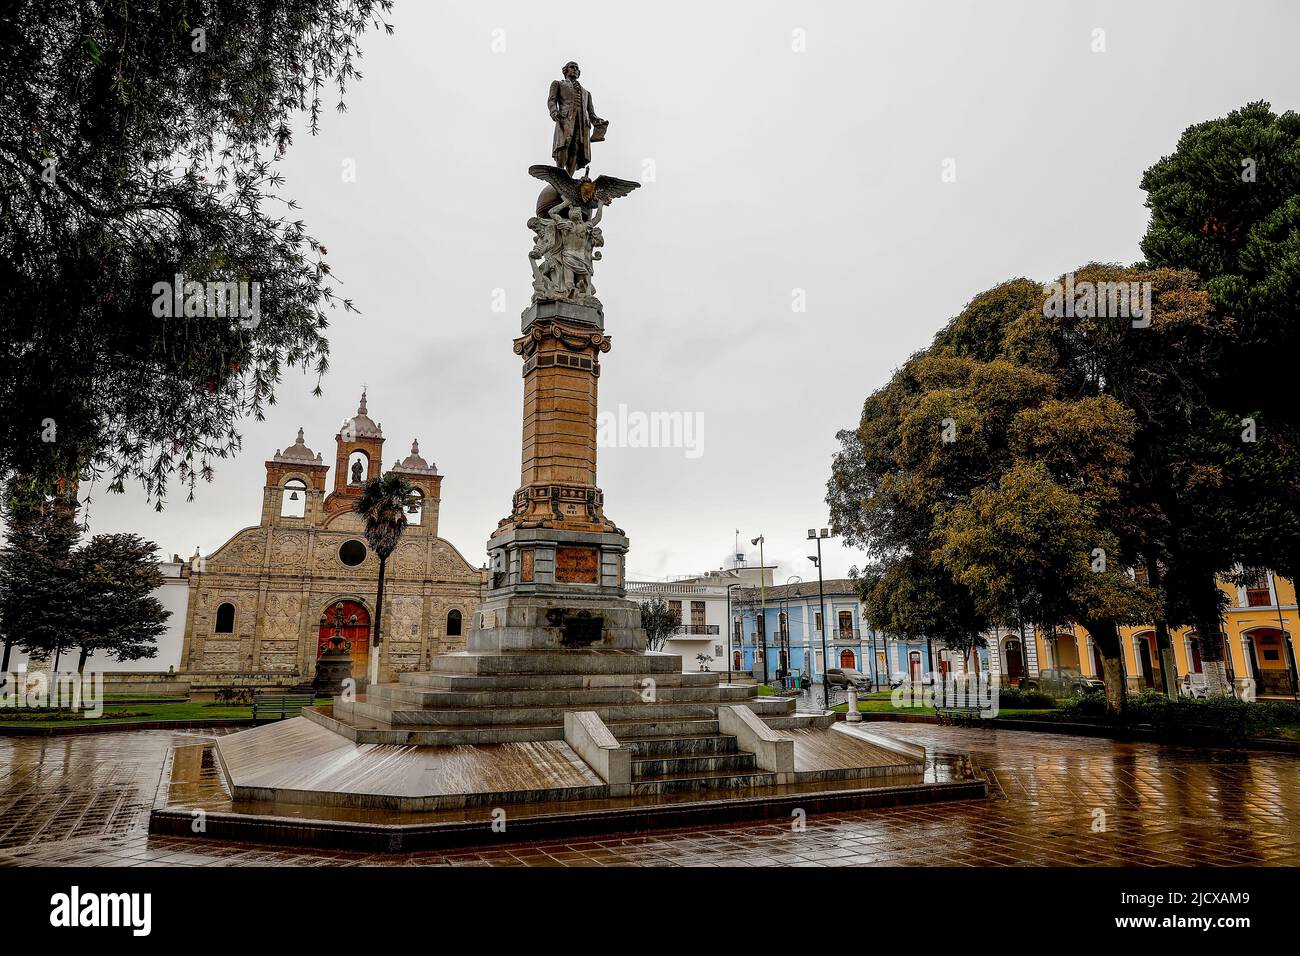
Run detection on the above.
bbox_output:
[529,164,640,210]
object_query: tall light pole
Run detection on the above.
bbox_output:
[808,528,832,711]
[751,535,768,685]
[725,582,742,685]
[783,576,801,691]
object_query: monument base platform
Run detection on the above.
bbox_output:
[153,641,986,851]
[149,725,987,852]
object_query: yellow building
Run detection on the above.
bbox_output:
[1032,570,1298,697]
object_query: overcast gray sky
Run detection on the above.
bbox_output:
[85,0,1299,583]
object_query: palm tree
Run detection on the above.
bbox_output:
[353,472,418,685]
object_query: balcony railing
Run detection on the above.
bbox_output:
[671,624,720,635]
[627,582,711,595]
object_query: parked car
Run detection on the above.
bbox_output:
[1023,667,1104,696]
[824,668,873,692]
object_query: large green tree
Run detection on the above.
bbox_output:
[0,0,393,506]
[1140,101,1300,588]
[0,493,168,676]
[830,282,1085,693]
[71,533,167,671]
[1001,263,1262,696]
[0,494,82,676]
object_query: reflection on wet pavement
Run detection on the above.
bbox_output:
[3,724,1299,866]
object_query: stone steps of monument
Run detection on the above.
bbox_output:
[425,651,686,677]
[365,682,756,709]
[631,751,757,778]
[604,711,830,738]
[396,669,723,691]
[341,694,795,728]
[627,768,779,796]
[624,733,740,757]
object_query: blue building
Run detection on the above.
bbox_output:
[730,579,1000,688]
[732,579,885,687]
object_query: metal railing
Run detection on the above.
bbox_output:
[626,581,712,595]
[671,624,720,635]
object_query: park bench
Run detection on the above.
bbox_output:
[252,691,316,722]
[934,704,986,727]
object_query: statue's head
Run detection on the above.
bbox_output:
[562,61,580,80]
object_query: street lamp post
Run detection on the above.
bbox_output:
[752,536,768,685]
[783,576,801,691]
[725,582,742,686]
[808,528,832,712]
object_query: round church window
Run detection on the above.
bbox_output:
[338,540,367,566]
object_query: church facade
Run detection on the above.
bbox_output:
[178,392,485,686]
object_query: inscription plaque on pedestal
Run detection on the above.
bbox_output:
[555,546,599,583]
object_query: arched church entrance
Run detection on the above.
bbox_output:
[318,599,371,672]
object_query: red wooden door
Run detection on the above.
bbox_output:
[318,600,371,672]
[1005,640,1023,683]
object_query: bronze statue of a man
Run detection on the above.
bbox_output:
[548,61,608,175]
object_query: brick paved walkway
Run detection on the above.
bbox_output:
[2,724,1298,866]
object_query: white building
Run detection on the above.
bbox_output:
[627,566,773,674]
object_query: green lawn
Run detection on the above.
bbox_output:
[0,699,331,728]
[829,690,1055,719]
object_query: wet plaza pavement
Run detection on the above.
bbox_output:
[2,723,1299,866]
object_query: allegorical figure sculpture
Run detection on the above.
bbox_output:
[529,63,639,311]
[549,61,607,176]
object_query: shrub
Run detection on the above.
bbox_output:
[214,686,253,705]
[997,686,1057,709]
[1058,689,1109,718]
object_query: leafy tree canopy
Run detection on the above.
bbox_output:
[0,0,394,507]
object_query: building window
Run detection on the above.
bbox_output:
[714,644,723,657]
[691,600,706,627]
[668,600,682,625]
[1243,568,1272,607]
[815,611,823,633]
[447,609,462,636]
[214,602,235,634]
[339,540,367,567]
[838,610,853,637]
[281,479,306,518]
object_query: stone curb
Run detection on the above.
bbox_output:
[149,776,989,853]
[845,711,1300,755]
[0,718,257,737]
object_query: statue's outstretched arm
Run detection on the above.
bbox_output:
[591,205,604,226]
